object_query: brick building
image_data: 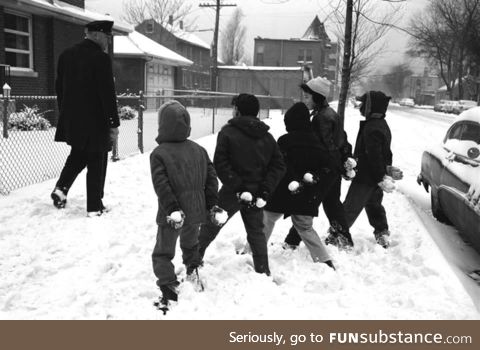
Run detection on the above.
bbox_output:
[253,16,338,83]
[135,19,212,90]
[0,0,131,123]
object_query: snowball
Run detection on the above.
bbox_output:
[346,169,356,178]
[256,198,266,208]
[288,181,300,192]
[303,173,314,183]
[345,157,357,169]
[170,211,183,222]
[240,192,253,202]
[215,211,228,224]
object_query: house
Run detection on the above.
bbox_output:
[217,66,304,109]
[253,16,338,83]
[0,0,131,122]
[407,67,443,105]
[113,31,193,109]
[436,76,479,102]
[135,18,212,90]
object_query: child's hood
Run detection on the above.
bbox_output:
[156,100,191,143]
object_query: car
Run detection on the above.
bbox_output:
[399,98,415,107]
[442,100,460,113]
[434,99,450,112]
[417,107,480,253]
[452,100,477,115]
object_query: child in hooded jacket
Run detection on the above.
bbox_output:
[342,90,401,248]
[150,100,219,306]
[259,102,336,269]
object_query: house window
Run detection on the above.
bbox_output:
[256,44,264,65]
[298,49,312,63]
[146,20,154,33]
[4,10,33,69]
[427,78,432,87]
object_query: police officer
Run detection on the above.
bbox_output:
[51,20,120,217]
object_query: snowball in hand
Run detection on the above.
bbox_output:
[240,192,253,202]
[215,211,228,224]
[288,181,300,192]
[170,211,183,222]
[255,198,266,208]
[303,173,314,183]
[345,157,357,169]
[346,169,356,178]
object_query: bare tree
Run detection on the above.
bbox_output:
[381,63,413,99]
[220,8,247,65]
[122,0,194,31]
[408,0,480,100]
[333,0,402,120]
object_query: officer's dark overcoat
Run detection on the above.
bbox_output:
[55,39,119,152]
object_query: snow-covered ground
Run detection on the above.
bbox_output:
[0,106,479,320]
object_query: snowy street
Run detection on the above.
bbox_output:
[0,105,479,319]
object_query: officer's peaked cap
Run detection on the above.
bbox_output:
[85,20,113,34]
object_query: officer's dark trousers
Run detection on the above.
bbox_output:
[285,174,350,246]
[198,187,270,275]
[343,180,389,234]
[56,147,108,212]
[152,224,201,288]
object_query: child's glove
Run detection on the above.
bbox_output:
[237,191,253,205]
[303,172,319,185]
[344,157,357,171]
[209,205,228,226]
[166,210,185,229]
[386,165,403,180]
[378,175,396,193]
[288,181,303,194]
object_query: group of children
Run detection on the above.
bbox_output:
[150,77,403,310]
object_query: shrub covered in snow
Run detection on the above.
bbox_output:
[8,105,52,131]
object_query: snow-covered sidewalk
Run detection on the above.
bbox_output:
[0,108,478,319]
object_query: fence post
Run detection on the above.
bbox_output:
[138,91,144,154]
[2,97,9,139]
[212,95,216,134]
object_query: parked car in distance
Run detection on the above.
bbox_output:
[417,107,480,253]
[434,99,450,112]
[453,100,477,115]
[442,100,460,113]
[399,98,415,107]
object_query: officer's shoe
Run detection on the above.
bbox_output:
[51,187,67,209]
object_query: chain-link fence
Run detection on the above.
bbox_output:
[1,91,294,194]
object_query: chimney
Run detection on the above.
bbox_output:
[168,15,173,26]
[179,20,183,30]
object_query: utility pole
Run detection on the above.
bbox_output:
[199,1,236,91]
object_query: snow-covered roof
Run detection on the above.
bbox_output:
[164,23,210,50]
[114,31,192,67]
[218,65,303,71]
[14,0,132,34]
[456,106,480,124]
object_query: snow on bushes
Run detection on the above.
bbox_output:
[8,105,51,131]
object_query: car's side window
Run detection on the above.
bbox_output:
[461,122,480,143]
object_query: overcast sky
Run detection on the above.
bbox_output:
[86,0,428,73]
